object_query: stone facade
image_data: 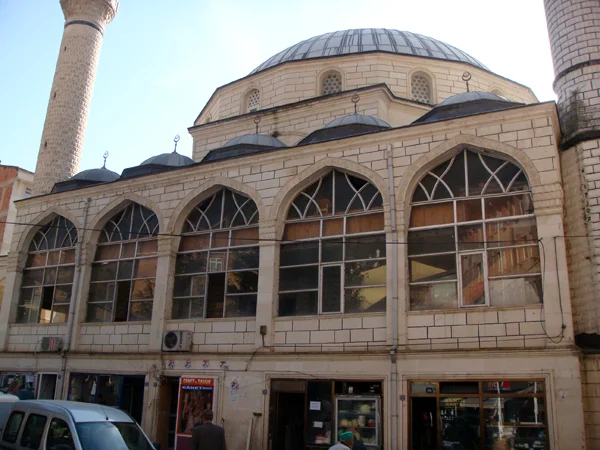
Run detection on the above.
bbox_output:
[31,0,118,195]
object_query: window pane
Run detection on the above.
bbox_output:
[22,269,44,287]
[457,224,484,251]
[20,413,47,449]
[51,304,69,323]
[322,266,341,313]
[456,199,482,222]
[486,218,538,247]
[489,277,542,306]
[26,253,46,267]
[115,281,131,322]
[131,279,155,300]
[3,411,24,443]
[176,252,207,274]
[485,194,534,219]
[122,243,136,258]
[283,221,320,241]
[117,260,134,280]
[227,271,258,294]
[345,286,386,313]
[228,247,259,270]
[88,283,115,303]
[92,262,118,282]
[44,268,57,285]
[129,301,153,321]
[345,260,386,287]
[95,244,120,261]
[345,234,386,260]
[86,303,113,322]
[225,295,257,317]
[322,239,343,262]
[60,249,76,264]
[280,242,319,266]
[440,397,481,450]
[488,246,540,276]
[172,297,204,319]
[323,218,343,236]
[483,380,544,394]
[208,252,226,272]
[134,258,157,278]
[137,239,158,256]
[206,273,226,318]
[47,418,75,449]
[461,253,486,306]
[440,381,479,394]
[485,398,545,448]
[410,283,458,310]
[280,266,318,291]
[211,231,229,249]
[191,275,206,296]
[179,234,210,251]
[346,213,384,234]
[410,202,454,227]
[408,228,455,256]
[279,291,318,316]
[56,266,75,284]
[54,285,72,303]
[173,276,191,297]
[231,227,258,246]
[47,250,61,266]
[410,255,456,283]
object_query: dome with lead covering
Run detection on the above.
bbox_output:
[438,91,509,106]
[300,114,391,145]
[52,167,120,193]
[140,152,194,167]
[251,29,486,74]
[222,133,286,148]
[324,114,391,128]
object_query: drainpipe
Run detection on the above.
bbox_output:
[59,197,90,398]
[386,145,399,450]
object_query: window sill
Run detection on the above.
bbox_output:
[406,304,543,315]
[166,317,255,323]
[275,311,386,321]
[81,321,152,326]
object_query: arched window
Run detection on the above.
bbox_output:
[411,72,433,104]
[246,89,260,113]
[173,188,259,319]
[17,216,78,324]
[408,149,541,311]
[279,170,386,316]
[87,204,159,323]
[321,71,342,95]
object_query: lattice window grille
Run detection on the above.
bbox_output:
[322,72,342,95]
[247,90,260,112]
[411,74,431,104]
[100,204,159,243]
[29,216,78,252]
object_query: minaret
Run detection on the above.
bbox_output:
[544,0,600,335]
[32,0,119,195]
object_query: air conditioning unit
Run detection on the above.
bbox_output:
[40,336,63,352]
[162,331,192,352]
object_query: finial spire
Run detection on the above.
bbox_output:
[254,116,261,134]
[102,151,109,168]
[173,135,180,153]
[351,94,360,114]
[462,71,472,92]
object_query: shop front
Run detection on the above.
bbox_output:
[409,380,547,450]
[0,371,58,399]
[268,379,384,450]
[67,373,145,423]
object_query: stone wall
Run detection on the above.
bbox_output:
[582,354,600,449]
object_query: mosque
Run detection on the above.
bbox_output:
[1,0,600,449]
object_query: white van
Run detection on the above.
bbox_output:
[0,400,157,450]
[0,395,19,434]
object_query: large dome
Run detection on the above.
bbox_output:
[251,29,486,74]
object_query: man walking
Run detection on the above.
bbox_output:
[191,409,226,450]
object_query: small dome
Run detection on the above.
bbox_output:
[222,134,286,148]
[140,152,194,167]
[251,29,486,75]
[438,91,509,106]
[70,167,120,183]
[324,114,391,129]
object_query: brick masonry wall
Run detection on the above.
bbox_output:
[582,354,600,449]
[0,167,18,247]
[197,53,537,124]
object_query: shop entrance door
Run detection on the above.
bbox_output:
[156,377,179,450]
[122,376,145,424]
[411,397,437,450]
[273,392,305,450]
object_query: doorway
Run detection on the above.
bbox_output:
[411,397,437,450]
[121,376,145,424]
[273,392,305,450]
[156,377,180,450]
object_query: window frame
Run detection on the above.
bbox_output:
[245,88,261,113]
[408,149,541,311]
[320,70,343,96]
[46,417,75,450]
[2,410,25,444]
[410,71,434,104]
[19,412,48,449]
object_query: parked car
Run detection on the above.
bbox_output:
[0,394,19,434]
[0,400,157,450]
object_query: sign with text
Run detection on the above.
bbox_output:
[175,377,216,450]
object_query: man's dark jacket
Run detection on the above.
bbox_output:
[191,422,226,450]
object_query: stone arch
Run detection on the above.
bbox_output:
[269,157,390,237]
[317,66,344,96]
[86,193,164,252]
[167,177,266,235]
[14,207,81,270]
[242,86,261,113]
[408,67,437,104]
[395,134,543,230]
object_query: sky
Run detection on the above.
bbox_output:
[0,0,556,174]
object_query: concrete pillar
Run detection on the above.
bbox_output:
[32,0,119,195]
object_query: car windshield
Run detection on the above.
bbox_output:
[75,421,154,450]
